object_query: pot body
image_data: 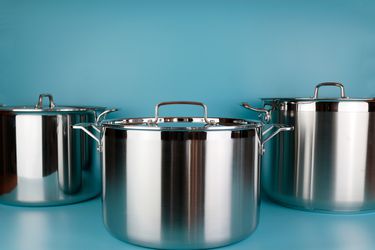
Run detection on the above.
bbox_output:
[262,100,375,212]
[0,111,101,206]
[101,127,261,249]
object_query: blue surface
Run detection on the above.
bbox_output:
[1,197,375,250]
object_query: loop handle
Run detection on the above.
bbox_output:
[313,82,348,99]
[153,101,215,125]
[35,94,55,109]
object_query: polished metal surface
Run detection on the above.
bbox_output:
[103,117,261,131]
[245,83,375,212]
[102,128,260,249]
[74,101,292,249]
[0,93,105,113]
[90,101,263,132]
[0,94,107,206]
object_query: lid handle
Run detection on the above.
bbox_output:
[313,82,348,99]
[35,94,56,109]
[152,101,215,125]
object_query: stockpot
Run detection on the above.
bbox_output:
[243,82,375,212]
[0,94,114,206]
[74,101,293,249]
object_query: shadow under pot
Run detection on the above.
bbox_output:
[0,93,115,206]
[243,82,375,213]
[74,101,293,249]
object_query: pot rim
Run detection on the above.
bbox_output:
[0,105,107,114]
[261,97,375,103]
[101,117,263,131]
[0,93,106,114]
[261,82,375,103]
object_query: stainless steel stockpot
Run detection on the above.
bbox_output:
[243,82,375,213]
[74,101,292,249]
[0,94,114,206]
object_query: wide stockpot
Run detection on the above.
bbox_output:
[74,101,292,249]
[0,94,113,206]
[243,82,375,212]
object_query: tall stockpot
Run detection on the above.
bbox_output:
[243,82,375,212]
[0,94,113,206]
[74,101,292,249]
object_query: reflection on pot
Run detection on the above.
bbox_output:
[0,94,115,206]
[75,101,293,249]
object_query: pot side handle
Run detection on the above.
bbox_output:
[73,123,100,145]
[241,102,271,123]
[73,109,118,151]
[96,108,118,123]
[261,124,294,154]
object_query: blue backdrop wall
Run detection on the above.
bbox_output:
[0,0,374,119]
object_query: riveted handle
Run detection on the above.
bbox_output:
[73,123,102,151]
[96,109,118,123]
[260,124,294,155]
[313,82,348,99]
[152,101,215,125]
[241,102,271,123]
[262,124,293,146]
[35,94,55,109]
[74,109,118,151]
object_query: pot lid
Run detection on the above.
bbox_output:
[101,101,262,131]
[261,82,375,103]
[0,94,106,113]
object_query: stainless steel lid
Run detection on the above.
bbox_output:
[262,82,375,103]
[0,94,106,113]
[243,82,375,123]
[102,101,261,131]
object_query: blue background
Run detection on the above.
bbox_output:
[1,1,375,250]
[1,0,374,118]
